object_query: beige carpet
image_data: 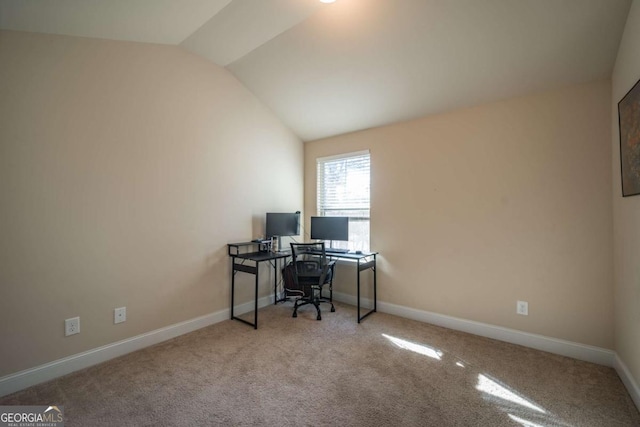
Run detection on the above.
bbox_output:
[2,302,639,426]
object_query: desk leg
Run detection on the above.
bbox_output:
[329,270,334,303]
[230,258,235,320]
[254,268,259,329]
[230,261,259,329]
[373,254,377,313]
[273,258,278,305]
[357,255,377,323]
[357,259,361,323]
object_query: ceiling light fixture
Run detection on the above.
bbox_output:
[320,0,336,3]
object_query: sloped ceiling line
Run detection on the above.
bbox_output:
[0,0,632,141]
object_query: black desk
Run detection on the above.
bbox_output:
[228,242,378,328]
[324,251,378,323]
[228,242,290,329]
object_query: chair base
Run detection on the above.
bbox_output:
[292,296,335,321]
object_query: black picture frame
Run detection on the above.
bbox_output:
[618,76,640,197]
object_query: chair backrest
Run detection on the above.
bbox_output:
[290,242,330,286]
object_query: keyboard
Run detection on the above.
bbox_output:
[326,248,350,254]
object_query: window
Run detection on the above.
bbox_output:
[317,150,370,251]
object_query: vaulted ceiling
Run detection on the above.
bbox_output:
[0,0,632,141]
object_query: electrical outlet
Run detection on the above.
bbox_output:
[65,317,80,336]
[114,307,126,324]
[516,300,529,316]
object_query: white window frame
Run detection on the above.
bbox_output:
[316,150,370,252]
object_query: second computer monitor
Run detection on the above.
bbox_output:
[310,216,349,241]
[265,212,300,238]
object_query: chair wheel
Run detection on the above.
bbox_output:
[330,306,336,312]
[292,312,297,318]
[317,315,322,321]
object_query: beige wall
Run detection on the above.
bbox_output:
[0,30,303,376]
[612,0,640,390]
[305,80,613,348]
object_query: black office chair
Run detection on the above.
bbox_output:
[287,242,336,320]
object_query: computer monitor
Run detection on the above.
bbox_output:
[265,212,300,238]
[310,216,349,241]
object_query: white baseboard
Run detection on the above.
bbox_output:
[2,292,634,410]
[332,291,615,367]
[614,353,640,410]
[0,295,273,398]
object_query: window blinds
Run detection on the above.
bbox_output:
[317,151,370,218]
